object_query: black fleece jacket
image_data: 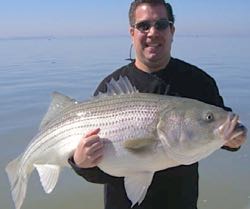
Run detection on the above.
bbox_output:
[69,57,237,209]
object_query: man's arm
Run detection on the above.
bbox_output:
[68,128,122,184]
[68,77,123,184]
[202,76,246,151]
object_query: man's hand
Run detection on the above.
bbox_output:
[73,128,104,168]
[224,131,247,149]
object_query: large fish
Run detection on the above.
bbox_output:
[6,76,246,209]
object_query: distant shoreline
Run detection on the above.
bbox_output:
[0,34,249,41]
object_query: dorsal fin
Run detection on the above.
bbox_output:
[97,76,138,97]
[39,92,78,130]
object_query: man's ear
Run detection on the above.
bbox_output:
[129,27,135,37]
[170,25,175,42]
[170,25,175,36]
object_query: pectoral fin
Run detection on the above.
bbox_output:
[34,164,60,194]
[124,172,154,207]
[123,137,155,150]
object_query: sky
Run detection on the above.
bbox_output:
[0,0,250,38]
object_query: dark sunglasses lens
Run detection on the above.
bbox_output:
[155,20,170,30]
[136,21,151,32]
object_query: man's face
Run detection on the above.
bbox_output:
[130,4,175,72]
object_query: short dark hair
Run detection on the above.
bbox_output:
[129,0,175,26]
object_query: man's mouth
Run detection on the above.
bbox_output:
[145,43,161,48]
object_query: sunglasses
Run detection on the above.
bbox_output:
[133,19,173,33]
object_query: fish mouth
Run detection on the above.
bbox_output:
[218,112,247,141]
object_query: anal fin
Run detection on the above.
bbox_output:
[34,164,60,194]
[124,172,154,207]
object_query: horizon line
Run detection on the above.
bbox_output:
[1,34,250,41]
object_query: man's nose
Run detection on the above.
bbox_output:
[147,26,159,36]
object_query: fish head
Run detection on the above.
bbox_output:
[157,99,247,164]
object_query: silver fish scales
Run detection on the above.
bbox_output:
[6,76,246,209]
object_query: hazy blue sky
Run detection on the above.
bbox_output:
[1,0,250,38]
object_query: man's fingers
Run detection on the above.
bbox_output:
[83,135,100,147]
[87,141,104,155]
[85,128,101,138]
[224,132,246,148]
[87,148,104,164]
[73,128,103,168]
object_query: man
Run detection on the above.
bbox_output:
[68,1,246,209]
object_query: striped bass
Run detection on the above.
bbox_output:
[6,76,246,209]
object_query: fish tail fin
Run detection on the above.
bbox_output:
[6,157,28,209]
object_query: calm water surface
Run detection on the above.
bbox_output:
[0,36,249,209]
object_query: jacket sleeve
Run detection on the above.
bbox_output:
[68,156,122,184]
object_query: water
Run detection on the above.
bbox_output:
[0,36,249,209]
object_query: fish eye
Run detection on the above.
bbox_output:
[204,112,214,122]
